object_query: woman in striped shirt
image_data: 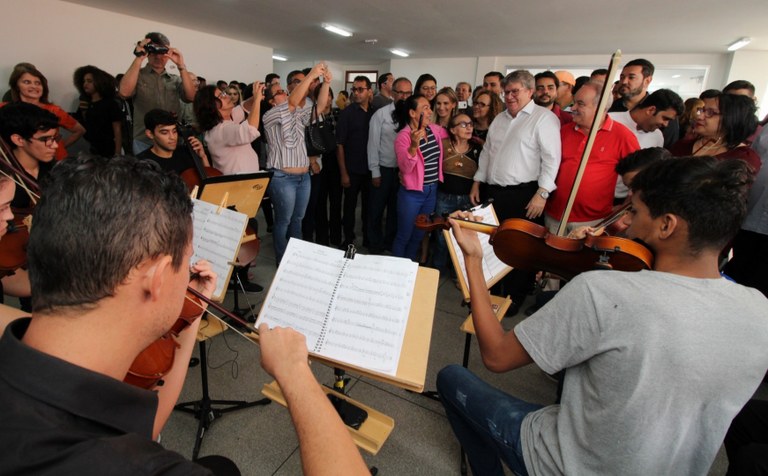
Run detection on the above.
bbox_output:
[392,94,448,260]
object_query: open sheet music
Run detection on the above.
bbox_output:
[191,198,248,300]
[256,239,419,376]
[445,203,512,299]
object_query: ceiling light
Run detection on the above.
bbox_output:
[390,49,409,58]
[671,74,681,79]
[272,55,287,61]
[322,24,352,37]
[727,37,751,51]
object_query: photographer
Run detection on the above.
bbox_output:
[118,32,197,154]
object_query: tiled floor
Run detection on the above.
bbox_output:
[156,211,763,475]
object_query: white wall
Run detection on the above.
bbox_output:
[1,0,273,111]
[726,50,768,118]
[390,57,480,92]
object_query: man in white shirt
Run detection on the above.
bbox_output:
[609,88,683,149]
[470,70,561,313]
[367,77,412,253]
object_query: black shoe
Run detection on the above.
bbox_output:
[229,279,264,293]
[505,303,521,318]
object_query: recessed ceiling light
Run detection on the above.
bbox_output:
[322,23,353,37]
[727,37,751,51]
[671,74,681,79]
[272,55,287,61]
[390,49,409,58]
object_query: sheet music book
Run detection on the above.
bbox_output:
[191,198,248,300]
[256,239,419,376]
[444,203,512,300]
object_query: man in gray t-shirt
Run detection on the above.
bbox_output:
[437,157,768,476]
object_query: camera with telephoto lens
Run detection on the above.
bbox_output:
[145,43,169,55]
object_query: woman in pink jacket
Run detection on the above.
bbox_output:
[392,94,448,259]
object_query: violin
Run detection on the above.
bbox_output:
[0,138,41,277]
[124,287,205,389]
[415,214,652,281]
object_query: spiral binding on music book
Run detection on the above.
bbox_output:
[313,244,356,353]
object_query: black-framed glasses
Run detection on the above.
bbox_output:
[393,89,413,96]
[28,134,61,147]
[351,87,370,93]
[696,107,721,118]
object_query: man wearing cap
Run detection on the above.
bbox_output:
[119,32,197,154]
[554,70,575,110]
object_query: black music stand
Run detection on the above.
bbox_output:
[174,318,271,460]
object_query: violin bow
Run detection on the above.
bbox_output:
[556,49,622,237]
[0,136,42,203]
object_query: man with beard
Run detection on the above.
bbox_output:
[609,58,654,113]
[534,71,572,126]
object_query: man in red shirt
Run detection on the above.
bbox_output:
[545,81,640,233]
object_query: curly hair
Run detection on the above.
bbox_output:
[73,65,117,99]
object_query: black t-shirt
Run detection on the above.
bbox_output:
[82,98,123,157]
[0,319,212,475]
[11,160,53,210]
[138,147,196,175]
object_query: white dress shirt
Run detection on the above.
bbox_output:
[474,100,561,192]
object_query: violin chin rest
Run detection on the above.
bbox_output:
[593,261,613,271]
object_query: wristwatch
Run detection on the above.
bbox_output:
[538,190,550,199]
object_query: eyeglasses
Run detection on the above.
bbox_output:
[393,90,413,96]
[473,101,489,108]
[452,121,473,129]
[696,107,721,118]
[504,88,526,96]
[28,134,61,147]
[351,87,370,93]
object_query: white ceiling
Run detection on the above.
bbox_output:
[64,0,768,63]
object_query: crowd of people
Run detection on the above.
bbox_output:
[0,29,767,475]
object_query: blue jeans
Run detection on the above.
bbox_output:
[269,170,311,264]
[367,166,399,253]
[437,365,543,476]
[392,183,437,260]
[432,191,472,272]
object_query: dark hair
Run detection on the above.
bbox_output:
[377,73,392,89]
[312,82,333,102]
[8,64,50,104]
[301,67,311,76]
[286,70,303,85]
[145,31,170,47]
[630,156,752,253]
[393,94,427,131]
[353,75,372,89]
[534,71,560,88]
[265,73,280,84]
[624,58,655,78]
[615,147,671,176]
[197,76,206,83]
[636,88,684,117]
[716,93,759,148]
[29,154,193,313]
[591,68,609,78]
[414,74,437,95]
[723,80,756,96]
[338,90,349,100]
[484,71,504,82]
[216,80,227,88]
[0,102,59,145]
[193,85,223,132]
[73,65,117,99]
[699,89,721,100]
[572,76,590,96]
[144,108,177,131]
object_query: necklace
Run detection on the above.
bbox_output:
[693,137,725,156]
